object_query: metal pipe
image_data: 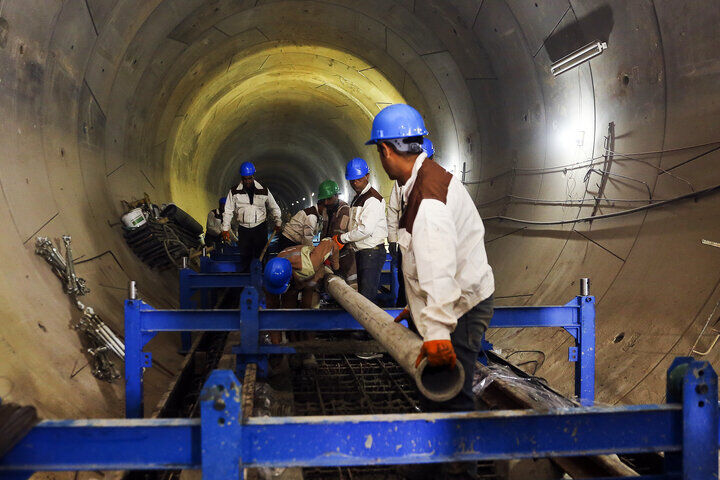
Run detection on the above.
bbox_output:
[326,274,464,402]
[580,278,590,297]
[129,281,137,300]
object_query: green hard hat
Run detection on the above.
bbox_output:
[318,179,340,200]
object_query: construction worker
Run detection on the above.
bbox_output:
[370,104,493,478]
[387,138,434,307]
[275,179,340,251]
[334,158,388,304]
[370,105,495,400]
[264,236,344,369]
[318,180,357,288]
[264,236,342,308]
[205,197,226,249]
[222,162,282,265]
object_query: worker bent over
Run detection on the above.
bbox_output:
[222,162,282,268]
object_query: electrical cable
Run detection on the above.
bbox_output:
[484,181,720,226]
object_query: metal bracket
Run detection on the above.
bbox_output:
[568,347,578,362]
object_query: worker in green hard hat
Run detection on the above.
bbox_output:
[318,180,357,289]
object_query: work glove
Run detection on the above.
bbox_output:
[332,235,344,250]
[394,307,411,323]
[388,242,398,257]
[415,340,457,369]
[221,230,231,243]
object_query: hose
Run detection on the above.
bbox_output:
[484,182,720,226]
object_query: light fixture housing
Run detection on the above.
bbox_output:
[551,40,608,76]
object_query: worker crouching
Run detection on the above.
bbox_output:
[263,237,344,369]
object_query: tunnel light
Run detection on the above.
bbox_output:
[311,193,314,197]
[551,41,607,76]
[302,197,306,201]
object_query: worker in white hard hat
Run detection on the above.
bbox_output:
[222,162,282,266]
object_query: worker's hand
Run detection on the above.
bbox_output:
[415,340,456,369]
[274,225,283,234]
[394,307,411,323]
[221,230,231,243]
[332,235,344,250]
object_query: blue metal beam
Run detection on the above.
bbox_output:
[0,406,685,472]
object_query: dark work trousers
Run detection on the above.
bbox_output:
[393,249,407,307]
[237,222,268,270]
[417,294,494,480]
[355,245,386,304]
[275,234,297,253]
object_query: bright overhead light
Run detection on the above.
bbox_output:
[302,197,306,201]
[551,41,607,76]
[311,193,315,196]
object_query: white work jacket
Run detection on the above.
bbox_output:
[340,184,387,251]
[386,182,403,243]
[223,180,282,230]
[282,206,320,246]
[206,209,224,237]
[398,152,495,341]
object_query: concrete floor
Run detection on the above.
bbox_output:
[1,0,720,435]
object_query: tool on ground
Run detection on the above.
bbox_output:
[326,274,464,402]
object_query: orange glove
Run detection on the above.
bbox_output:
[221,231,231,243]
[332,235,344,250]
[415,340,457,369]
[394,307,411,323]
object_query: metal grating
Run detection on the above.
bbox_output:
[291,354,499,480]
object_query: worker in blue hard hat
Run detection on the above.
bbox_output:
[332,158,388,304]
[370,103,495,425]
[265,236,344,369]
[386,137,435,308]
[222,161,283,267]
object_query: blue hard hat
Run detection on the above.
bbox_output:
[365,104,428,145]
[219,197,227,206]
[240,162,256,177]
[423,138,434,158]
[345,158,369,181]
[264,257,292,295]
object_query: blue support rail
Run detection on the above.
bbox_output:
[124,286,596,417]
[2,358,717,479]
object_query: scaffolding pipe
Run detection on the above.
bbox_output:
[326,274,464,402]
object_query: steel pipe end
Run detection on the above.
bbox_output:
[414,358,465,403]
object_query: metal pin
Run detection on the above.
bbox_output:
[182,257,188,269]
[129,281,137,300]
[580,278,590,296]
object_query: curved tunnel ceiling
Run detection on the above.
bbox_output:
[1,0,719,421]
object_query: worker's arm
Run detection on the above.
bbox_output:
[387,184,401,243]
[340,198,383,244]
[302,214,318,246]
[411,199,461,341]
[222,191,235,231]
[206,211,222,236]
[266,190,283,228]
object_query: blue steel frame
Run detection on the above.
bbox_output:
[2,358,717,479]
[125,286,596,418]
[178,258,263,352]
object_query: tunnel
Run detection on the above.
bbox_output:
[1,0,720,449]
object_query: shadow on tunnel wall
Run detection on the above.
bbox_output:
[544,5,614,62]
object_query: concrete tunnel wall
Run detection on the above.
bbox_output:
[1,0,719,423]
